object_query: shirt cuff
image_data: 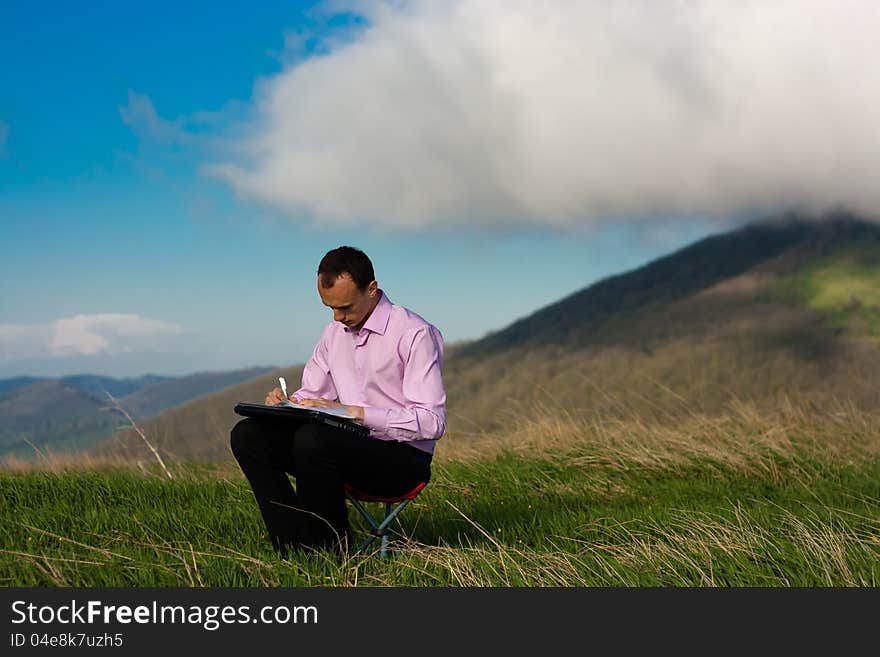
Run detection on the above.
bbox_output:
[362,406,388,433]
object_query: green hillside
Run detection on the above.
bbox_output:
[456,213,877,356]
[768,240,880,335]
[442,214,880,430]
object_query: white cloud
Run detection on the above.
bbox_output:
[0,314,184,362]
[207,0,880,229]
[119,92,192,145]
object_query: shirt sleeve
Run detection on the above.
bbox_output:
[361,325,446,441]
[292,326,339,402]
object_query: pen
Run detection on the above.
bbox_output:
[279,377,288,401]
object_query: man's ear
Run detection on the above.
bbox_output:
[368,280,379,297]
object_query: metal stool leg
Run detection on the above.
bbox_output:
[380,502,392,558]
[346,494,415,558]
[345,482,427,558]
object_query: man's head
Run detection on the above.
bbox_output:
[317,246,380,330]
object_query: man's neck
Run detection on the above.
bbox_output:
[350,291,382,332]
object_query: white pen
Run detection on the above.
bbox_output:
[278,377,288,401]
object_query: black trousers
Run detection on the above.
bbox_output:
[230,416,432,556]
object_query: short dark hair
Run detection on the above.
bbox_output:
[318,246,375,291]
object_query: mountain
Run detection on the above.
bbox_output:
[0,380,123,456]
[88,212,880,463]
[0,366,277,459]
[443,210,880,425]
[59,374,173,401]
[0,377,47,399]
[0,373,168,405]
[455,213,840,357]
[116,367,280,419]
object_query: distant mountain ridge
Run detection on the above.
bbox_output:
[0,366,277,458]
[58,374,174,402]
[0,373,172,402]
[0,377,46,398]
[460,211,880,357]
[92,211,880,464]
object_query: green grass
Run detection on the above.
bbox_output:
[2,405,879,586]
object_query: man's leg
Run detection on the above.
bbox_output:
[292,424,432,551]
[230,416,311,557]
[290,423,351,552]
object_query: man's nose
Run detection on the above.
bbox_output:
[333,310,344,321]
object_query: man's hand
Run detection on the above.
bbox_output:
[298,397,365,424]
[264,387,300,406]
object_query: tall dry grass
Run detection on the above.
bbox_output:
[3,397,878,587]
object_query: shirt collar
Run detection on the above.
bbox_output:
[354,290,391,336]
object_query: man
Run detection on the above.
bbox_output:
[230,246,446,557]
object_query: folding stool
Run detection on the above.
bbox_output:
[344,481,426,558]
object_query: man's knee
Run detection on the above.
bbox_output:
[230,418,263,458]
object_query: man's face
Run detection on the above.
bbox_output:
[317,274,378,330]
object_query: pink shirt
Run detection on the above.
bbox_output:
[293,291,446,454]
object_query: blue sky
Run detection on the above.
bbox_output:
[2,2,874,379]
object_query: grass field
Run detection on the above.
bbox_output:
[2,400,879,587]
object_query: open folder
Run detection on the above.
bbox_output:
[233,400,370,437]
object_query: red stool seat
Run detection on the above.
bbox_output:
[344,481,426,504]
[344,482,427,558]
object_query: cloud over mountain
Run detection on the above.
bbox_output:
[208,0,880,229]
[0,314,184,362]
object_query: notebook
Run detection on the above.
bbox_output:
[233,401,370,437]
